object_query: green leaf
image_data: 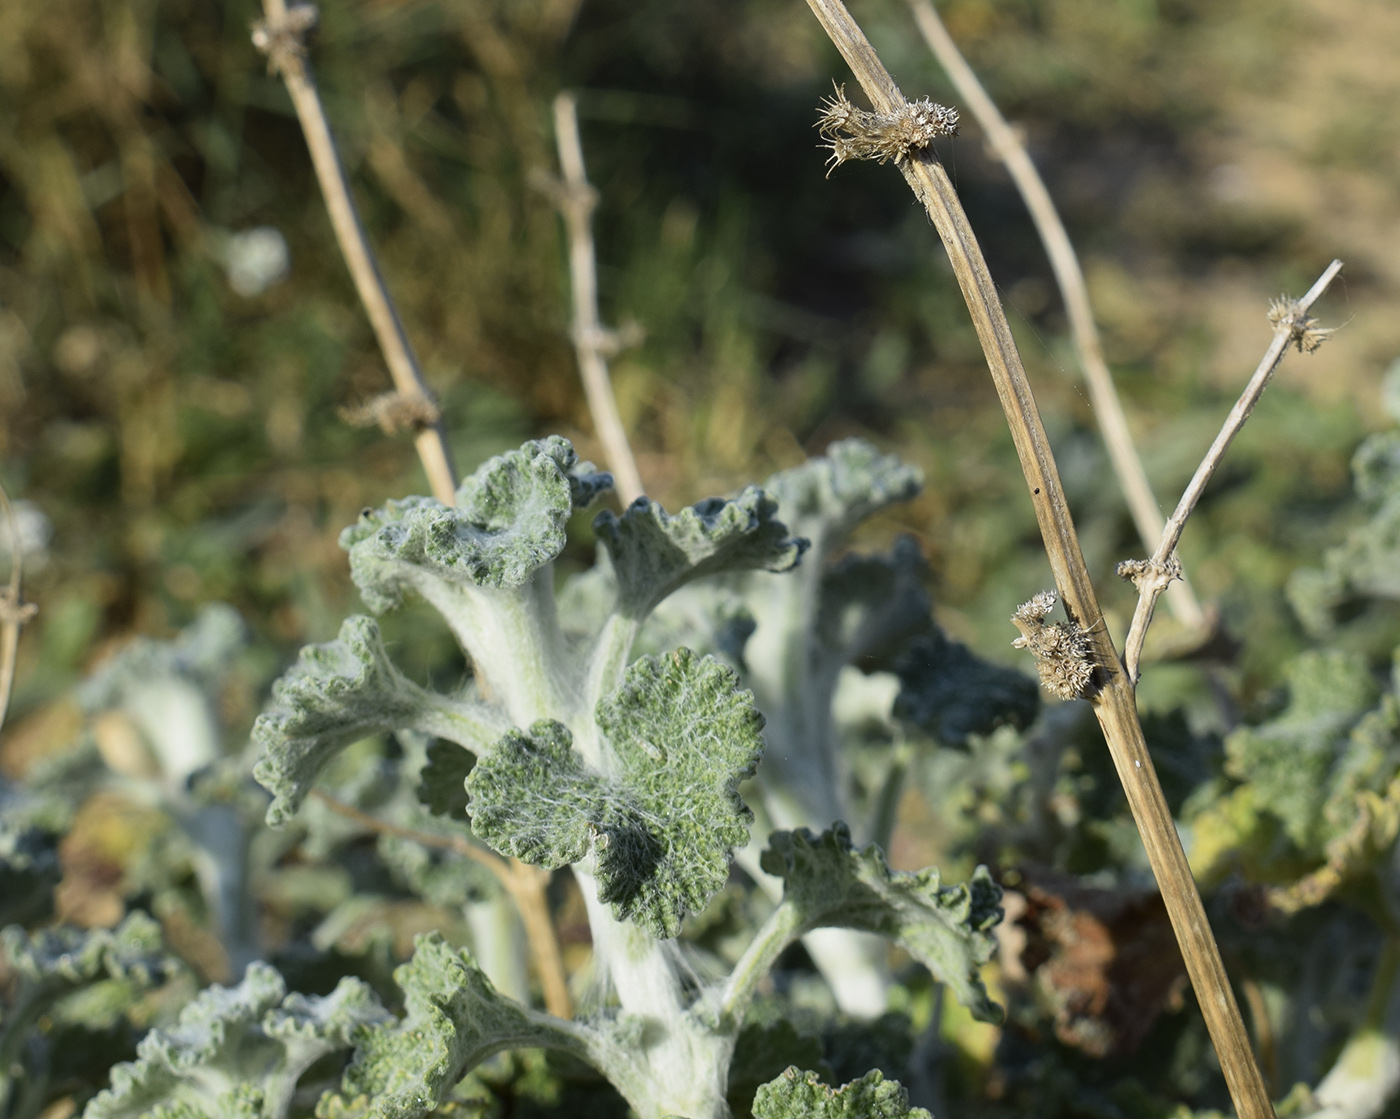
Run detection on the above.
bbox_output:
[751,1068,930,1119]
[1224,650,1380,851]
[894,631,1039,746]
[328,934,580,1119]
[341,437,602,610]
[78,603,247,711]
[1288,430,1400,635]
[252,616,427,827]
[760,823,1002,1022]
[594,489,806,620]
[469,650,765,938]
[84,963,386,1119]
[2,911,172,991]
[416,740,474,822]
[763,440,922,554]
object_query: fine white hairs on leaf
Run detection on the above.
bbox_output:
[1011,590,1094,700]
[816,83,959,177]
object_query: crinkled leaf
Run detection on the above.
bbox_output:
[752,1068,930,1119]
[1224,650,1380,851]
[469,650,764,937]
[417,740,474,822]
[253,615,426,827]
[84,963,386,1119]
[894,631,1040,746]
[341,437,599,610]
[3,911,172,990]
[815,538,931,666]
[1288,430,1400,635]
[594,489,806,620]
[79,604,247,711]
[328,934,578,1119]
[763,440,922,553]
[727,1021,827,1119]
[760,823,1002,1022]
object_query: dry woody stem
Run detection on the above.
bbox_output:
[310,790,573,1020]
[906,0,1206,632]
[547,92,646,506]
[1120,259,1343,682]
[252,0,457,506]
[801,0,1275,1113]
[0,481,38,738]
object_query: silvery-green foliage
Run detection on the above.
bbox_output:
[0,914,178,1115]
[252,615,503,827]
[759,823,1004,1023]
[246,436,1006,1119]
[82,962,387,1119]
[468,650,763,938]
[751,1067,930,1119]
[1289,361,1400,636]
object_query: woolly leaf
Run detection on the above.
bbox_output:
[1224,650,1379,851]
[815,538,930,664]
[328,934,579,1119]
[763,440,922,553]
[752,1068,930,1119]
[341,437,598,610]
[417,740,474,822]
[894,631,1040,746]
[594,489,806,620]
[1288,430,1400,635]
[2,911,172,991]
[253,615,426,827]
[79,604,247,712]
[469,650,764,937]
[84,963,386,1119]
[760,823,1002,1022]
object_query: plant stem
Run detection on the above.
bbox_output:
[800,2,1274,1113]
[906,0,1204,631]
[0,480,37,739]
[550,92,646,505]
[1121,260,1342,680]
[310,790,573,1019]
[253,0,457,506]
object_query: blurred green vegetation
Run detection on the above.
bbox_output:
[1,0,1396,773]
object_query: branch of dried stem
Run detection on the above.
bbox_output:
[310,790,573,1019]
[253,3,577,1020]
[546,92,645,505]
[252,0,457,506]
[0,481,38,739]
[906,0,1205,633]
[1119,259,1343,682]
[801,0,1274,1114]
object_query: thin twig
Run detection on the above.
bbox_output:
[907,0,1204,632]
[1120,260,1343,681]
[0,481,38,739]
[310,790,573,1018]
[548,92,645,505]
[252,0,457,506]
[801,2,1274,1114]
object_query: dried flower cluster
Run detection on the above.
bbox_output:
[1012,590,1095,700]
[337,390,442,435]
[1268,296,1336,354]
[816,84,960,177]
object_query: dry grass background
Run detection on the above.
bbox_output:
[1,0,1397,754]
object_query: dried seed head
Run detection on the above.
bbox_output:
[1115,556,1182,593]
[1011,590,1095,701]
[1268,296,1337,354]
[816,84,959,177]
